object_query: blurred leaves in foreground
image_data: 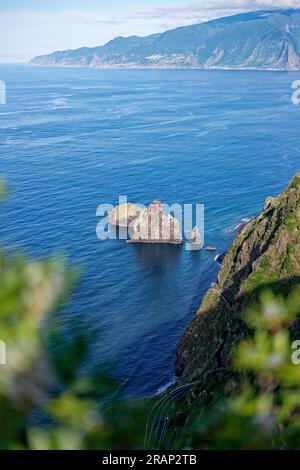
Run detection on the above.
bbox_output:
[174,288,300,450]
[0,246,147,450]
[1,180,300,449]
[0,182,146,450]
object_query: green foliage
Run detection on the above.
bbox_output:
[175,288,300,450]
[0,182,148,450]
[0,246,150,450]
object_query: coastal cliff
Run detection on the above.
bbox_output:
[30,9,300,70]
[177,172,300,387]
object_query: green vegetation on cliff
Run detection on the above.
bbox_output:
[177,171,300,382]
[31,10,300,70]
[173,287,300,450]
[171,171,300,448]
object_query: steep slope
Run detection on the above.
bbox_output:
[177,172,300,384]
[30,33,161,68]
[30,9,300,70]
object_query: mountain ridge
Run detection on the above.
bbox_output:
[30,9,300,70]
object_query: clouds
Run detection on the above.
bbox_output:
[130,1,300,27]
[0,1,300,63]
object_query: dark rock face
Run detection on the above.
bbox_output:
[30,9,300,70]
[177,172,300,383]
[214,252,226,264]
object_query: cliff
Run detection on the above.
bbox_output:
[30,9,300,70]
[177,172,300,386]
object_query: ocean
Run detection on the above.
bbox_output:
[0,64,299,397]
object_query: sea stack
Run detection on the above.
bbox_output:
[189,227,202,247]
[128,200,183,245]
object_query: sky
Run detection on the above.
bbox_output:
[0,0,300,63]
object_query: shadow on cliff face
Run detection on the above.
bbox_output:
[176,276,300,384]
[143,277,300,450]
[152,277,300,451]
[238,276,300,310]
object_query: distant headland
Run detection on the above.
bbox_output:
[30,9,300,71]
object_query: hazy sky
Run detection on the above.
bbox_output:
[1,0,300,62]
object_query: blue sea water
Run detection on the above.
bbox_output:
[0,65,299,397]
